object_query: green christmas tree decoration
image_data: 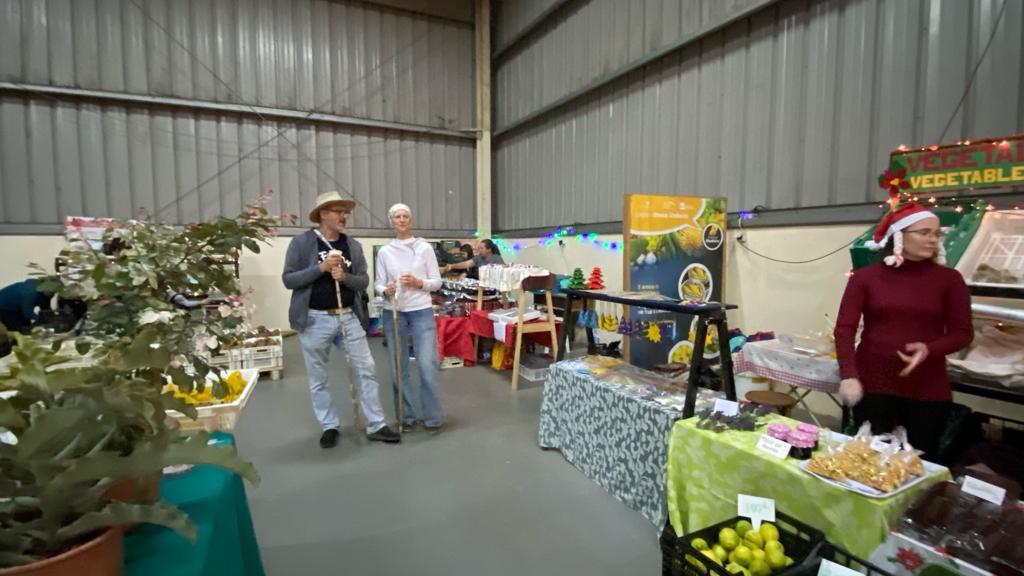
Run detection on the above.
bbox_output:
[569,267,587,290]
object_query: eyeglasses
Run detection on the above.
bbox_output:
[903,229,945,240]
[323,207,351,215]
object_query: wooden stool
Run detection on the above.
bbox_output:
[745,390,798,417]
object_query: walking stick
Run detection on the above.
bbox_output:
[331,255,365,442]
[391,291,404,433]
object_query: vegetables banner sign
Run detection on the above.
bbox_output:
[891,135,1024,193]
[623,194,726,369]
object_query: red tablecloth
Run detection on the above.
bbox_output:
[435,316,476,366]
[467,309,561,348]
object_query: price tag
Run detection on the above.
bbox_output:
[737,494,775,530]
[962,476,1006,506]
[818,559,862,576]
[713,399,739,416]
[869,437,891,452]
[756,434,791,459]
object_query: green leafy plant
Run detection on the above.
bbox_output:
[0,335,258,567]
[0,194,291,567]
[36,193,286,398]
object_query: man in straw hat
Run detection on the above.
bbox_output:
[282,191,400,448]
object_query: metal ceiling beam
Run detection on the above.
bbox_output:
[494,0,780,139]
[492,0,579,62]
[0,82,476,141]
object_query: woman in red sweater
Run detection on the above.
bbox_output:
[834,203,972,460]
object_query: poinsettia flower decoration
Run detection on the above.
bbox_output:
[878,161,911,202]
[895,546,924,572]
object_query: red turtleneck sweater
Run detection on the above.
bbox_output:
[834,259,973,402]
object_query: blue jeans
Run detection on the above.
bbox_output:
[298,310,387,433]
[381,307,444,427]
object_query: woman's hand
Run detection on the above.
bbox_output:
[399,273,423,289]
[897,342,929,376]
[839,378,863,406]
[384,281,397,297]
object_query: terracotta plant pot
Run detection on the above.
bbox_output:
[104,472,161,505]
[0,528,123,576]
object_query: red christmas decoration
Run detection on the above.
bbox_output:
[587,267,605,290]
[895,547,924,572]
[878,160,911,204]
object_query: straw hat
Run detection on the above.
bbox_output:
[309,191,356,223]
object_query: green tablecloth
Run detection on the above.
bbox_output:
[666,416,950,558]
[124,433,264,576]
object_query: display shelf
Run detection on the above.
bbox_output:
[561,288,738,418]
[950,370,1024,405]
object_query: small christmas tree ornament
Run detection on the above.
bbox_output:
[569,267,587,290]
[587,267,605,289]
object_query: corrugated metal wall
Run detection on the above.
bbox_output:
[0,0,475,231]
[493,0,562,52]
[493,0,1024,231]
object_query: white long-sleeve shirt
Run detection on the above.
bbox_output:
[374,237,442,312]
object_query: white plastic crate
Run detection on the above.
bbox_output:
[202,348,244,370]
[440,357,464,369]
[957,211,1024,289]
[519,354,552,382]
[166,368,259,433]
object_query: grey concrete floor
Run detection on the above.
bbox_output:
[234,336,661,576]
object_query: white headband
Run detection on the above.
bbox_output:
[388,203,411,222]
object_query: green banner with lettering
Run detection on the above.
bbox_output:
[891,135,1024,193]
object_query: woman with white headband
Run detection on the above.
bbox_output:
[833,202,972,461]
[375,203,445,433]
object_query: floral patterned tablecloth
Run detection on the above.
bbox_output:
[666,416,950,558]
[538,362,719,527]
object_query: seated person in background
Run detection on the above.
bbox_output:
[441,239,504,279]
[0,279,54,334]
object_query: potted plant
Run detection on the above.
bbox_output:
[0,194,293,572]
[0,335,258,573]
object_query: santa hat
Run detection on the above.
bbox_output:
[865,203,944,267]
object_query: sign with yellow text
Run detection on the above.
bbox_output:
[624,194,726,369]
[892,135,1024,193]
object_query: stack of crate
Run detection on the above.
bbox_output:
[240,334,284,380]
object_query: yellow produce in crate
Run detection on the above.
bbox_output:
[167,370,247,405]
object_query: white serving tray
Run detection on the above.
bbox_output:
[798,458,944,499]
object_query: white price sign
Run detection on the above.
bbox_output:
[737,494,775,530]
[961,476,1006,506]
[756,434,792,459]
[818,559,862,576]
[713,399,739,416]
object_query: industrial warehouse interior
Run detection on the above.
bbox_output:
[1,1,1023,575]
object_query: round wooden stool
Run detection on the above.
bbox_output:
[745,390,798,417]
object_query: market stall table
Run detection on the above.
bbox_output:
[561,289,738,418]
[124,433,264,576]
[434,315,476,366]
[467,308,562,349]
[539,361,720,527]
[665,416,950,558]
[732,339,844,427]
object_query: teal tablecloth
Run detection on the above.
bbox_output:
[124,433,264,576]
